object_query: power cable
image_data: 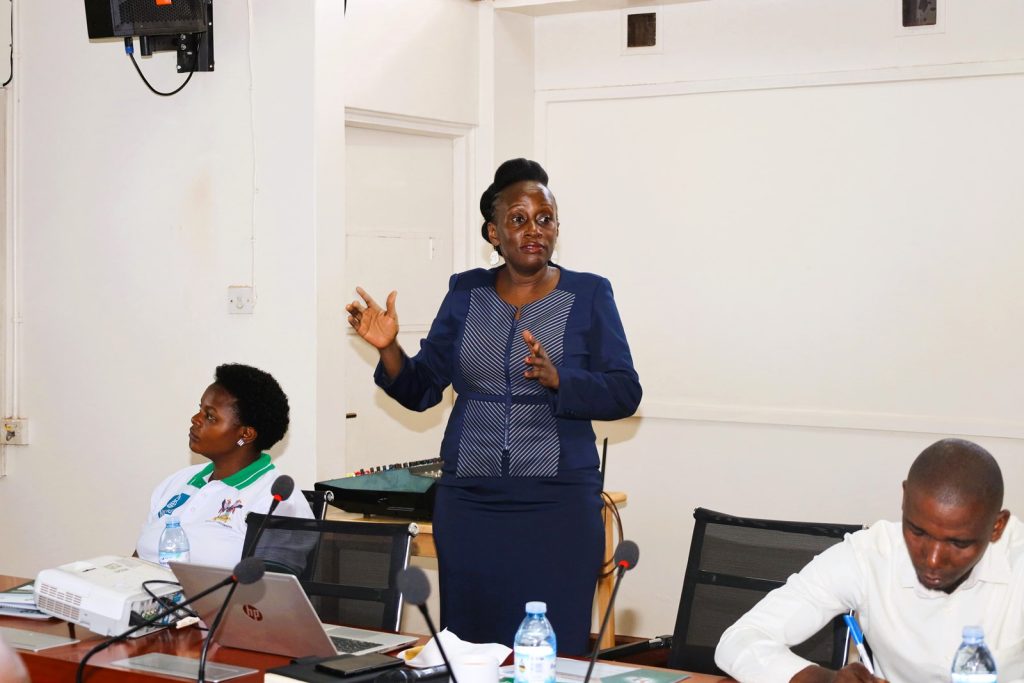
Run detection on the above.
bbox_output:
[2,0,13,87]
[124,37,194,97]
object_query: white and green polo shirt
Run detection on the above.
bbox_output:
[136,453,313,568]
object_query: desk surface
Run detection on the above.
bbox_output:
[2,574,729,683]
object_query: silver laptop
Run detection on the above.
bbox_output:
[170,562,418,659]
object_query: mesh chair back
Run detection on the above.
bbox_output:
[243,513,415,631]
[668,507,863,674]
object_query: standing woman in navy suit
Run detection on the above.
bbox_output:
[346,158,641,654]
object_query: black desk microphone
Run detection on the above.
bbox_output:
[396,567,459,683]
[583,540,640,683]
[241,474,295,559]
[197,558,268,682]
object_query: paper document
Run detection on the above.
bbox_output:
[0,606,51,620]
[0,581,37,608]
[0,582,50,620]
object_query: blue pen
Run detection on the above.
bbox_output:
[843,614,877,676]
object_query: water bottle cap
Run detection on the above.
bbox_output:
[525,601,547,614]
[962,625,985,642]
[164,516,181,527]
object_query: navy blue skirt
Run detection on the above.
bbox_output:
[432,468,604,656]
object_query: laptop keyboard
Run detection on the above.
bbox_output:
[330,636,382,654]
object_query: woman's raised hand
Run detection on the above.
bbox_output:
[346,287,399,350]
[522,329,560,390]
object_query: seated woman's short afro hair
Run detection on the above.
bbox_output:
[214,363,290,452]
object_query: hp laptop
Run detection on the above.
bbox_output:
[171,562,418,659]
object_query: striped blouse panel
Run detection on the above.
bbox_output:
[508,289,575,396]
[458,287,516,395]
[455,399,506,478]
[455,286,577,478]
[508,403,560,477]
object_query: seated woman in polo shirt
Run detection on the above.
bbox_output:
[136,363,313,568]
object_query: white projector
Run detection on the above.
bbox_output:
[34,555,181,637]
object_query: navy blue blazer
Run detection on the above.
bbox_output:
[375,266,641,477]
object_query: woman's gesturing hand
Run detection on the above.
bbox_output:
[346,287,399,350]
[522,329,559,390]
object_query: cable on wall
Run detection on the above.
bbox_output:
[124,38,194,97]
[2,0,20,477]
[2,0,12,87]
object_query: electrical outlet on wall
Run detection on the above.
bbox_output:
[227,286,256,314]
[3,418,29,445]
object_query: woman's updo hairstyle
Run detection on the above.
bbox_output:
[479,158,550,253]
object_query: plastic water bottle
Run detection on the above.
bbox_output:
[951,625,997,683]
[514,601,557,683]
[158,516,190,568]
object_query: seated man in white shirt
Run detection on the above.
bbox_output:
[715,438,1020,683]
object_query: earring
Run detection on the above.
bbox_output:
[489,250,500,266]
[237,438,245,447]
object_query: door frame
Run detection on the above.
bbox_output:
[344,108,476,276]
[341,108,475,471]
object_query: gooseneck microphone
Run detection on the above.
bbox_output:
[241,474,295,559]
[396,567,459,683]
[197,558,266,682]
[583,540,640,683]
[74,557,266,683]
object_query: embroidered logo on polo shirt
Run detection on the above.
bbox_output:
[158,493,191,518]
[212,498,244,525]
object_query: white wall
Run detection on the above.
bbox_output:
[527,0,1024,637]
[547,78,1024,432]
[0,83,5,480]
[0,0,340,577]
[493,10,535,162]
[344,0,481,125]
[534,0,1024,90]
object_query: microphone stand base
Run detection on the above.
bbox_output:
[109,653,256,682]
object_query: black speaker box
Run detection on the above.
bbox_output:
[84,0,207,39]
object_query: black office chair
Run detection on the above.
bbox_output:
[601,507,863,675]
[303,488,334,520]
[243,513,417,631]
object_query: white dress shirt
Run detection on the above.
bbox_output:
[715,516,1024,683]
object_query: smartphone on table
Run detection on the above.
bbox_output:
[315,653,405,677]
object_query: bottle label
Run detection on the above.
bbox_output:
[158,550,190,568]
[514,645,555,683]
[951,676,996,683]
